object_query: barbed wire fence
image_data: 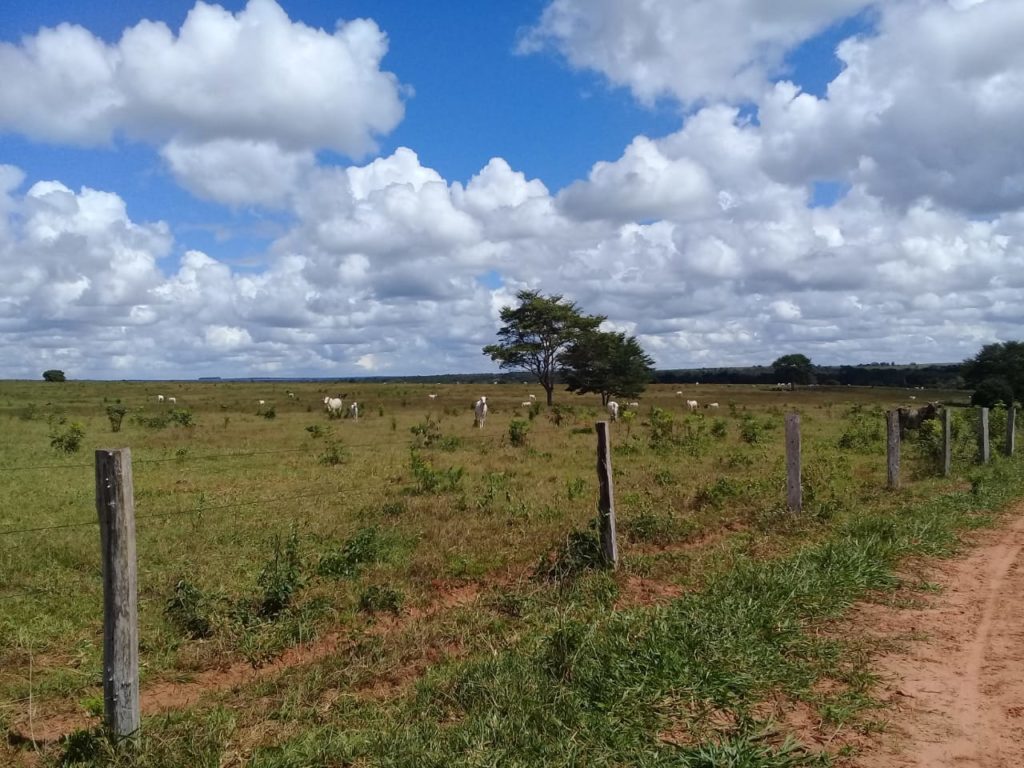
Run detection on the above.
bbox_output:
[0,404,1016,740]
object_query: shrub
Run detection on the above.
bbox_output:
[305,424,327,439]
[318,526,388,579]
[534,527,605,582]
[710,418,728,438]
[647,407,676,450]
[971,377,1015,408]
[566,477,586,500]
[105,404,127,433]
[739,415,763,444]
[508,419,530,446]
[50,422,85,454]
[409,450,464,494]
[318,440,346,466]
[168,408,195,427]
[256,528,304,618]
[409,416,444,448]
[262,406,277,420]
[42,369,65,382]
[358,584,403,614]
[164,579,214,639]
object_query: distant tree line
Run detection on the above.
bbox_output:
[653,363,964,389]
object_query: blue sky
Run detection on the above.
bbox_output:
[0,0,1020,378]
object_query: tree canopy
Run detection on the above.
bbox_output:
[561,330,654,405]
[483,290,603,405]
[771,354,815,385]
[963,341,1024,405]
[42,369,66,382]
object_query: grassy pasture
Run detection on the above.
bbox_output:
[1,378,1014,766]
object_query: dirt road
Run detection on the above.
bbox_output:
[853,507,1024,767]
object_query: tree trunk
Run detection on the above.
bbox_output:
[544,383,554,406]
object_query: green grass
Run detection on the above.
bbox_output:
[0,379,1014,766]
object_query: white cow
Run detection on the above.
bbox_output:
[428,394,437,400]
[287,391,296,399]
[323,396,344,416]
[167,396,176,404]
[607,401,619,421]
[686,399,698,412]
[707,402,720,409]
[157,395,164,403]
[474,396,488,428]
[529,394,536,401]
[627,401,640,408]
[675,391,684,396]
[521,401,532,407]
[348,402,359,420]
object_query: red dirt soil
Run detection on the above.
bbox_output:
[851,503,1024,767]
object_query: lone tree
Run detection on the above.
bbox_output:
[483,290,603,405]
[771,354,815,385]
[963,340,1024,406]
[561,330,655,405]
[42,369,66,382]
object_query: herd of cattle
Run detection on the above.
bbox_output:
[148,391,944,435]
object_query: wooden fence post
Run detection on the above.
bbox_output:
[886,410,901,490]
[943,408,952,477]
[1006,407,1016,458]
[95,448,140,739]
[595,422,618,569]
[979,407,990,464]
[785,413,801,512]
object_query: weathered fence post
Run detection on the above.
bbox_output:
[95,448,140,739]
[785,413,801,512]
[1006,407,1016,458]
[595,422,618,569]
[979,407,990,464]
[943,408,952,477]
[886,410,901,490]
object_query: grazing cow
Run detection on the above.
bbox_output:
[157,395,164,403]
[323,396,344,416]
[521,401,532,407]
[675,391,684,396]
[474,396,488,428]
[167,396,176,404]
[348,402,359,420]
[428,394,437,400]
[258,399,265,406]
[686,400,698,412]
[707,402,720,409]
[897,402,940,438]
[607,401,619,421]
[529,394,536,401]
[627,401,640,408]
[287,391,296,399]
[909,395,916,400]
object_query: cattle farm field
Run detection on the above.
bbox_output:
[2,379,1023,767]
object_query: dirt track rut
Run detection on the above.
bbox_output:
[854,506,1024,767]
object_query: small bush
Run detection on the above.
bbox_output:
[306,424,327,439]
[105,404,127,433]
[739,415,763,444]
[566,477,587,500]
[694,477,743,510]
[409,416,444,448]
[262,406,277,420]
[534,528,605,582]
[508,419,530,446]
[50,422,85,454]
[256,528,304,618]
[318,526,388,579]
[168,408,195,427]
[164,579,214,639]
[971,377,1015,409]
[358,584,403,614]
[710,418,728,438]
[318,440,346,466]
[409,450,464,494]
